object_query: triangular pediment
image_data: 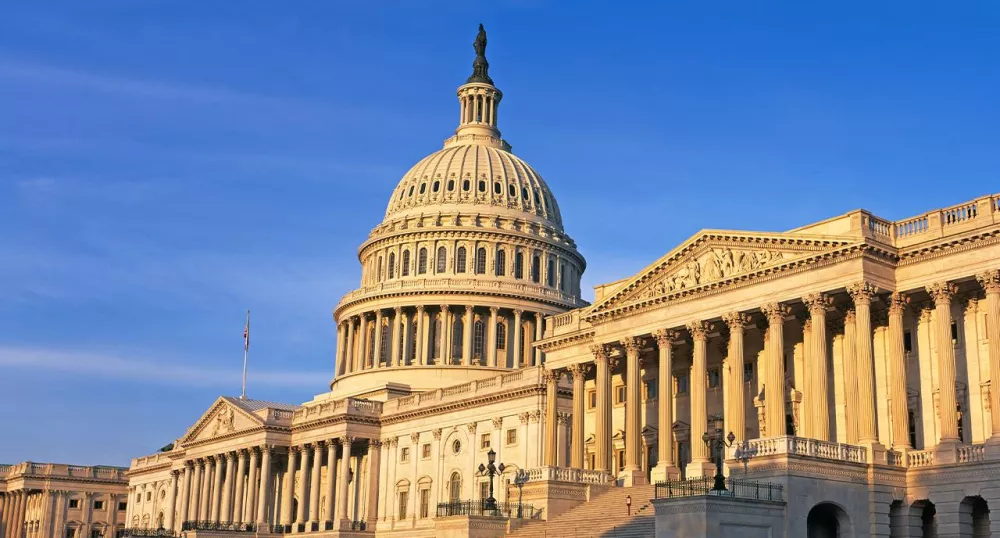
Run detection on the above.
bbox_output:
[588,230,858,315]
[178,397,266,445]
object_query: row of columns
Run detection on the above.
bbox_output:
[544,275,1000,479]
[336,306,545,376]
[279,438,378,529]
[1,490,28,538]
[176,445,273,529]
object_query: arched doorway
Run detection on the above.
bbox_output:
[807,503,851,538]
[448,472,462,503]
[960,496,990,537]
[910,500,937,538]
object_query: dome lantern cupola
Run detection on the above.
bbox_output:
[448,24,508,150]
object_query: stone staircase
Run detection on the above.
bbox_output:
[506,485,656,538]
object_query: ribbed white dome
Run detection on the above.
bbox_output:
[383,143,563,230]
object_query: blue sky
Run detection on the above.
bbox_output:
[1,1,997,465]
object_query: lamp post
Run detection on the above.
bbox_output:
[701,416,736,492]
[513,469,529,519]
[477,448,505,512]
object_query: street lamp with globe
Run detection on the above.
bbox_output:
[477,448,505,512]
[701,416,736,492]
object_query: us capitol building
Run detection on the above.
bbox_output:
[5,26,1000,538]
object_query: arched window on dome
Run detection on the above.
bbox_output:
[367,326,376,368]
[547,259,555,287]
[531,254,541,283]
[452,317,464,364]
[420,183,427,195]
[496,321,507,351]
[473,319,485,365]
[408,186,414,197]
[401,250,410,277]
[478,180,486,192]
[433,181,440,193]
[514,252,524,279]
[418,248,428,274]
[436,247,447,273]
[494,182,502,195]
[377,256,383,282]
[380,321,390,366]
[535,191,541,206]
[456,247,467,274]
[522,188,530,205]
[495,249,506,276]
[475,248,486,275]
[431,314,443,364]
[463,179,470,191]
[388,253,396,279]
[508,184,517,198]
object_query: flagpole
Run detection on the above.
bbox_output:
[241,309,250,400]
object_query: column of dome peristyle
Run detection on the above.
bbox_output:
[449,83,505,145]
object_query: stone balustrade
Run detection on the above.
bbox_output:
[863,193,1000,248]
[524,466,612,485]
[339,277,579,305]
[293,396,384,424]
[382,367,549,416]
[958,443,986,463]
[907,450,935,468]
[1,462,128,480]
[740,436,868,465]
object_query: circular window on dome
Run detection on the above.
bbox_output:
[508,184,516,197]
[452,439,462,454]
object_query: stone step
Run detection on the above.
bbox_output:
[507,486,657,538]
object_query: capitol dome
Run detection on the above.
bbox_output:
[330,26,586,397]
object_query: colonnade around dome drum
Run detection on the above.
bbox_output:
[335,305,548,377]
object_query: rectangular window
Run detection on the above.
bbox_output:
[615,385,626,404]
[951,321,960,345]
[480,433,491,449]
[69,500,80,509]
[479,482,490,500]
[587,389,597,409]
[118,502,127,511]
[908,410,918,449]
[135,494,141,503]
[422,443,431,459]
[588,453,595,471]
[90,530,103,538]
[707,368,721,389]
[419,489,430,518]
[743,362,755,382]
[506,429,517,446]
[400,447,410,463]
[66,529,75,538]
[675,374,689,394]
[93,501,104,510]
[644,380,657,401]
[146,492,151,502]
[617,450,625,472]
[398,491,409,519]
[903,330,913,354]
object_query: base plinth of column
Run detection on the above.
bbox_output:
[860,440,887,465]
[649,464,681,483]
[934,439,960,464]
[985,436,1000,460]
[620,467,647,487]
[685,460,716,479]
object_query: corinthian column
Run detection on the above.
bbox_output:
[391,307,403,366]
[357,314,369,371]
[620,336,646,485]
[440,305,452,365]
[324,439,338,525]
[415,305,426,366]
[295,445,311,527]
[842,309,859,444]
[220,452,235,523]
[850,282,884,457]
[243,448,258,523]
[178,464,191,529]
[568,363,589,469]
[336,438,353,524]
[722,313,750,442]
[803,293,833,441]
[687,321,715,478]
[761,303,790,437]
[978,271,1000,446]
[308,445,322,528]
[344,317,355,374]
[488,307,499,367]
[927,281,961,445]
[650,330,680,482]
[231,450,246,524]
[373,310,385,367]
[255,446,273,525]
[165,471,179,531]
[592,344,612,473]
[513,310,524,367]
[199,459,212,521]
[462,305,474,365]
[191,460,204,521]
[885,292,912,451]
[544,369,560,466]
[280,449,296,528]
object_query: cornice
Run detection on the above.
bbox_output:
[536,330,596,353]
[179,425,290,451]
[897,226,1000,266]
[288,413,381,433]
[334,285,583,319]
[380,385,544,425]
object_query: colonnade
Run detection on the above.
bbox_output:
[0,490,28,538]
[336,306,546,377]
[544,275,1000,480]
[173,445,274,529]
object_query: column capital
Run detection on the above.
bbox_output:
[965,295,980,315]
[489,306,499,315]
[978,270,1000,293]
[686,321,713,341]
[557,412,571,424]
[848,281,880,304]
[926,281,958,305]
[339,436,354,446]
[887,292,910,316]
[225,451,237,462]
[369,439,383,449]
[415,304,425,313]
[361,311,372,321]
[567,362,591,378]
[260,444,275,454]
[843,307,857,324]
[432,428,443,439]
[619,336,646,354]
[760,302,790,322]
[375,309,384,320]
[543,368,562,383]
[590,343,609,362]
[802,292,834,313]
[652,328,681,347]
[410,432,421,443]
[393,306,402,315]
[465,304,474,314]
[721,311,751,331]
[439,304,450,313]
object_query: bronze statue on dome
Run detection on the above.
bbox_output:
[468,23,493,84]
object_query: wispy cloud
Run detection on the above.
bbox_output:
[0,345,326,389]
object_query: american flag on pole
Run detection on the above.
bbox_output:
[243,311,250,351]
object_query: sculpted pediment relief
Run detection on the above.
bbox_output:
[180,398,264,445]
[589,232,857,314]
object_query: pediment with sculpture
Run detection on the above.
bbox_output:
[178,397,266,445]
[588,232,858,315]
